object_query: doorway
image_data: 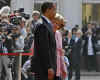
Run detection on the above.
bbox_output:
[82,3,100,25]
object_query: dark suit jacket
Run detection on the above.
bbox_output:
[83,35,97,56]
[62,37,74,56]
[72,38,82,66]
[31,16,56,80]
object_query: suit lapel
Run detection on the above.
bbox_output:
[42,16,54,36]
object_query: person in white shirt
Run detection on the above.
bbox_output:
[85,30,97,71]
[19,18,27,39]
[22,56,32,79]
[83,30,97,71]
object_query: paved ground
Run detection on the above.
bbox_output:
[80,76,100,80]
[80,71,100,76]
[72,76,100,80]
[72,71,100,80]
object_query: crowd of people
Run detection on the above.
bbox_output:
[0,5,39,80]
[0,1,100,80]
[62,22,100,80]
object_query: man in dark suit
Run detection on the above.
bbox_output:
[71,30,82,80]
[31,2,57,80]
[83,30,97,71]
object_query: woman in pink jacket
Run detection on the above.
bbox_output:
[52,13,67,80]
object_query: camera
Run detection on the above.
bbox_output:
[11,33,21,40]
[21,13,30,20]
[0,35,2,41]
[18,8,30,20]
[0,34,6,42]
[10,16,22,25]
[0,21,15,35]
[10,8,30,25]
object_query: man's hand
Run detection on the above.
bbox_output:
[48,68,55,80]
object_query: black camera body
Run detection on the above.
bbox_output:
[11,33,21,40]
[10,16,22,25]
[19,8,30,20]
[10,14,30,26]
[10,8,30,25]
[0,21,15,35]
[0,34,6,42]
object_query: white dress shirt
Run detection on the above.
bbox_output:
[20,27,27,39]
[42,15,52,24]
[75,37,79,43]
[88,35,94,55]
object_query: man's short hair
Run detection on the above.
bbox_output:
[41,2,54,14]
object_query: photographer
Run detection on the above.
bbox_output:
[0,29,4,53]
[10,15,27,52]
[0,9,15,53]
[0,12,11,54]
[0,6,13,80]
[11,26,26,80]
[19,17,27,39]
[0,29,8,53]
[24,27,34,52]
[27,10,40,34]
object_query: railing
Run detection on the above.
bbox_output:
[0,48,34,56]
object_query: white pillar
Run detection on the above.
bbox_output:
[11,0,33,15]
[59,0,82,30]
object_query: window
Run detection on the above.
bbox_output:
[83,3,100,24]
[34,3,42,12]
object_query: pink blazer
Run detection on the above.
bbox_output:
[55,30,67,77]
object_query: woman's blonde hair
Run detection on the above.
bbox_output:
[54,13,67,29]
[55,13,66,23]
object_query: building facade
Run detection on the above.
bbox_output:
[11,0,33,15]
[10,0,82,29]
[83,0,100,25]
[10,0,100,28]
